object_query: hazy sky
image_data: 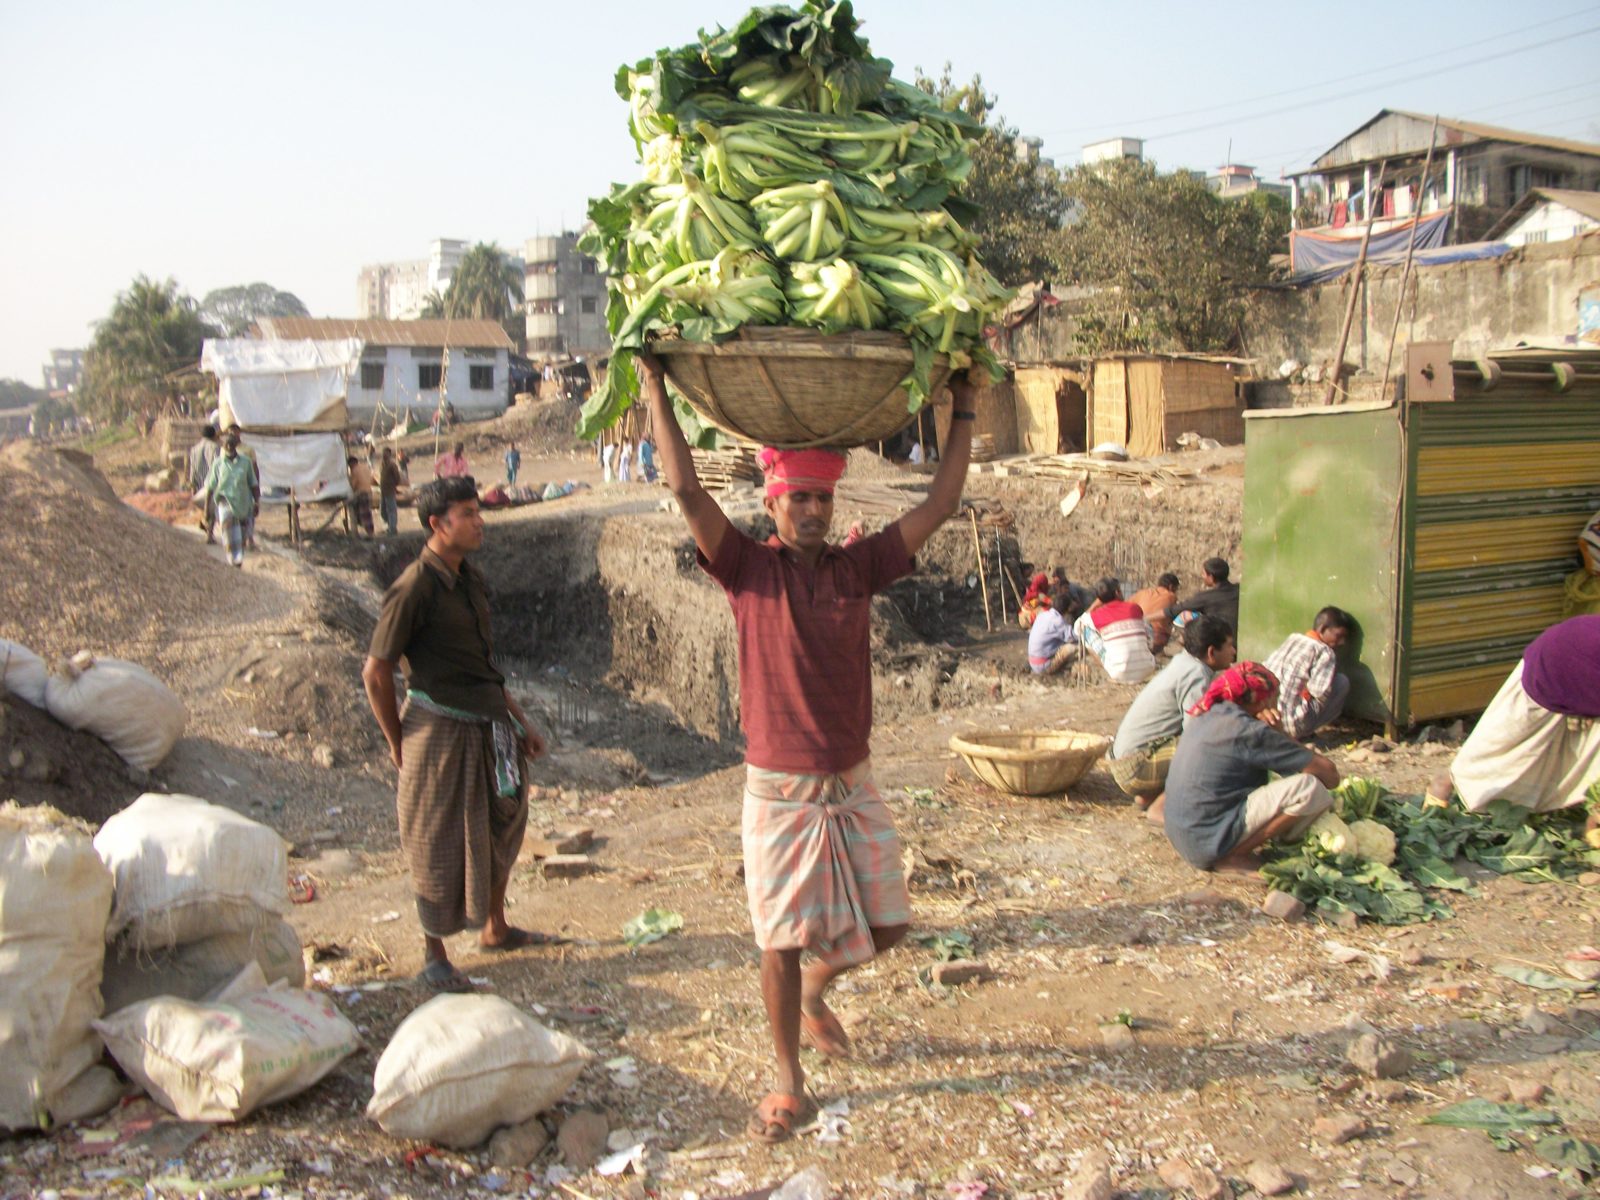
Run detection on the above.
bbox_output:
[3,0,1598,383]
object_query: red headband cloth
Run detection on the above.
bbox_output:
[1187,661,1280,716]
[758,447,847,497]
[1023,573,1049,602]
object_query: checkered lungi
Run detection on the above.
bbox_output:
[742,759,910,967]
[396,701,528,938]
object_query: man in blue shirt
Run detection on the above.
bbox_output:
[1106,615,1235,810]
[1026,596,1076,675]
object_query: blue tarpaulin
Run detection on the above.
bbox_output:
[1289,209,1451,275]
[1282,238,1511,288]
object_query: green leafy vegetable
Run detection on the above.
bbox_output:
[622,907,685,948]
[1493,963,1597,992]
[578,0,1011,440]
[1422,1099,1560,1134]
[1534,1135,1600,1179]
[913,928,974,961]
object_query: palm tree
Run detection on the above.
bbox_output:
[442,242,524,322]
[418,290,447,319]
[82,276,216,424]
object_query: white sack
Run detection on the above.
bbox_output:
[248,433,351,498]
[44,652,187,770]
[0,803,115,1131]
[95,793,289,952]
[367,994,593,1148]
[95,962,360,1122]
[101,916,305,1015]
[0,639,47,707]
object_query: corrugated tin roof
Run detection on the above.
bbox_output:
[1484,187,1600,239]
[254,317,515,350]
[1309,109,1600,172]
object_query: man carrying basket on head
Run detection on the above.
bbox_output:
[637,351,980,1144]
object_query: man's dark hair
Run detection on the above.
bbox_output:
[1158,572,1179,591]
[453,441,466,456]
[1183,614,1234,658]
[1203,557,1230,582]
[1094,576,1121,604]
[1314,605,1356,634]
[201,424,217,440]
[416,476,478,531]
[346,455,357,468]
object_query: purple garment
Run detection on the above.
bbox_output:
[1520,616,1600,717]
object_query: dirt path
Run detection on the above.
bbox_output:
[4,436,1597,1200]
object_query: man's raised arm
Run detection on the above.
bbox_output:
[893,370,979,557]
[636,351,732,563]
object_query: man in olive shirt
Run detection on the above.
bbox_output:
[362,476,551,991]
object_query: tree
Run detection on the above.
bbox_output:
[418,290,446,319]
[200,282,310,337]
[81,276,216,424]
[914,67,1071,287]
[441,243,523,322]
[0,379,47,411]
[1060,159,1288,353]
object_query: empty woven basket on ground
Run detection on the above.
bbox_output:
[947,730,1110,796]
[653,327,950,449]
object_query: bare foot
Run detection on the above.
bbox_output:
[800,1001,851,1058]
[1213,851,1264,875]
[1145,795,1166,825]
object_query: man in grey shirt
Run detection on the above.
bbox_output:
[1163,662,1341,872]
[1106,615,1235,810]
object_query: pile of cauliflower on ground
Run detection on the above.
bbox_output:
[1308,811,1397,865]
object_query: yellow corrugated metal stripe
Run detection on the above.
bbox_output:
[1416,443,1600,496]
[1408,661,1517,722]
[1409,587,1568,648]
[1414,514,1586,571]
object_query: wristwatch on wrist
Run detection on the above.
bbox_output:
[951,409,976,421]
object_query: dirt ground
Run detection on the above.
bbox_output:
[2,424,1597,1200]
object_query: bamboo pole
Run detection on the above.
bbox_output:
[1324,159,1388,405]
[969,509,993,631]
[1378,116,1440,403]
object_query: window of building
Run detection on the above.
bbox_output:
[1459,163,1484,205]
[469,365,495,390]
[1510,164,1570,201]
[580,297,597,314]
[418,363,442,389]
[360,361,384,390]
[581,259,598,274]
[1523,229,1548,244]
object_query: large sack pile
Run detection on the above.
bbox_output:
[90,794,354,1123]
[0,802,117,1131]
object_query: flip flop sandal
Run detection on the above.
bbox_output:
[415,961,475,992]
[479,928,570,953]
[747,1092,812,1144]
[801,1009,852,1058]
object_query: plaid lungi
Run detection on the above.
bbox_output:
[742,759,910,967]
[396,701,528,938]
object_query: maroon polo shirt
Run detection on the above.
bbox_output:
[699,525,914,773]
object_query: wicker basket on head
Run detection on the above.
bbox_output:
[948,730,1111,797]
[653,326,950,449]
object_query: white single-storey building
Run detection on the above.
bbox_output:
[1484,187,1600,247]
[253,317,515,426]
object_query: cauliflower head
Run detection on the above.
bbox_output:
[1348,818,1397,865]
[1307,812,1354,855]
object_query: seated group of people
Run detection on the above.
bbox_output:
[1023,557,1244,689]
[1105,603,1600,874]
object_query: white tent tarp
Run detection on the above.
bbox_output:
[250,434,350,500]
[201,339,361,429]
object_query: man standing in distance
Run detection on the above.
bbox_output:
[362,477,554,992]
[637,352,980,1143]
